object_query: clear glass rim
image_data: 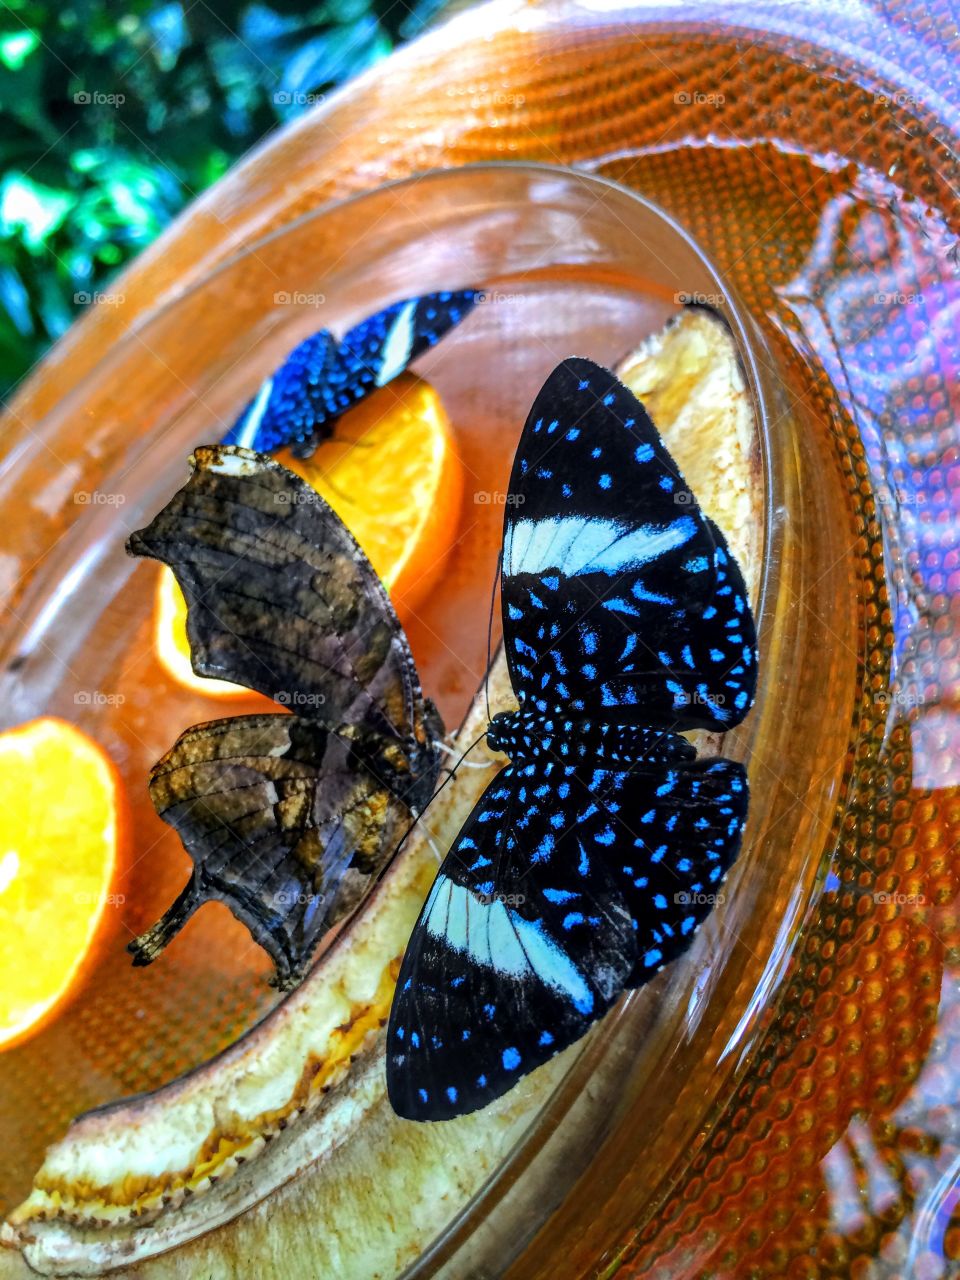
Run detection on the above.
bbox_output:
[4,160,778,478]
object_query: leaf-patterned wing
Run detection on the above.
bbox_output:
[127,448,442,986]
[127,446,426,743]
[130,710,425,989]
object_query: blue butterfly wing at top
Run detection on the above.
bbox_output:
[501,357,757,732]
[323,288,480,418]
[222,289,479,456]
[222,329,340,453]
[288,288,481,457]
[386,759,637,1121]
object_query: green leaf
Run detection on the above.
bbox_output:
[0,0,421,395]
[0,173,75,249]
[0,264,33,335]
[0,29,40,70]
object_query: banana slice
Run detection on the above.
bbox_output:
[1,306,760,1279]
[617,305,760,592]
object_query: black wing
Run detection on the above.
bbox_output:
[386,756,748,1119]
[127,447,441,986]
[594,759,749,985]
[387,759,637,1121]
[304,289,479,456]
[223,329,340,454]
[501,358,756,732]
[223,291,479,457]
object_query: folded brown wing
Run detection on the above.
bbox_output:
[129,714,418,988]
[127,448,441,986]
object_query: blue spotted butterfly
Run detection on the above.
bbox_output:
[386,356,757,1121]
[223,289,479,457]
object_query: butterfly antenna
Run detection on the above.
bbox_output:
[433,728,489,791]
[418,825,446,867]
[436,737,492,769]
[374,729,490,887]
[484,551,502,724]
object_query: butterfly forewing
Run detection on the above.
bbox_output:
[387,760,637,1120]
[129,447,422,740]
[320,289,479,422]
[501,357,756,731]
[223,330,340,454]
[586,518,757,731]
[387,755,749,1117]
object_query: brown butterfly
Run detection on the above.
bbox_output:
[127,446,442,989]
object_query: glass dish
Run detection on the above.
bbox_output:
[0,163,853,1274]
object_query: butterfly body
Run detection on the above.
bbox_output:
[388,357,758,1121]
[485,709,696,766]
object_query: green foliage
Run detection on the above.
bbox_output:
[0,0,438,396]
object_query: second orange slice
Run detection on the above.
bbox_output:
[0,718,123,1050]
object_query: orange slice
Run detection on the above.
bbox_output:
[155,373,462,695]
[154,564,249,698]
[0,717,123,1050]
[279,372,463,609]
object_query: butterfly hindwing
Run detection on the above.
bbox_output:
[387,760,637,1120]
[501,357,756,731]
[581,759,749,986]
[387,756,749,1116]
[131,713,415,987]
[581,517,757,732]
